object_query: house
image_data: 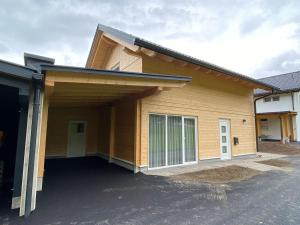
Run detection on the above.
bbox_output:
[1,24,274,216]
[255,71,300,143]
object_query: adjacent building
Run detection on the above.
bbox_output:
[255,71,300,143]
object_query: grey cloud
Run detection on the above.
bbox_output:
[239,16,265,36]
[0,43,9,53]
[0,0,299,74]
[253,50,300,78]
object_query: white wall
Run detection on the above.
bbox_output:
[256,93,293,113]
[293,92,300,141]
[260,117,281,140]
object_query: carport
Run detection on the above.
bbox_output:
[37,64,191,202]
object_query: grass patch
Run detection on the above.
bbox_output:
[171,165,260,184]
[257,159,291,167]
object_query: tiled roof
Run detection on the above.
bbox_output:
[255,71,300,95]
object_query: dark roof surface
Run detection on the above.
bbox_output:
[0,59,36,80]
[95,23,275,90]
[255,71,300,95]
[41,64,192,82]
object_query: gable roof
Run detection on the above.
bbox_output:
[87,23,276,91]
[255,70,300,96]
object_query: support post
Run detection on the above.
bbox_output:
[11,93,29,209]
[24,80,42,217]
[37,80,53,192]
[280,115,289,144]
[133,100,141,173]
[284,115,289,143]
[37,93,49,190]
[290,115,295,142]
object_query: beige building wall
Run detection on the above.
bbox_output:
[138,55,256,166]
[113,101,135,162]
[98,105,111,156]
[46,106,99,157]
[105,45,142,72]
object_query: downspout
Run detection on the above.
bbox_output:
[254,90,274,152]
[24,74,43,217]
[291,91,295,111]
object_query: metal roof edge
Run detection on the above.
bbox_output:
[41,64,192,82]
[0,58,37,80]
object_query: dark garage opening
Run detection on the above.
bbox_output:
[0,84,20,210]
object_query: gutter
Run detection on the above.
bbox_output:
[41,64,192,82]
[291,92,295,111]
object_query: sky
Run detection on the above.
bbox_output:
[0,0,300,79]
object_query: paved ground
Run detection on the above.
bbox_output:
[145,152,288,176]
[1,156,300,225]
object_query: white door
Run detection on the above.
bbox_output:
[219,119,231,160]
[67,121,86,157]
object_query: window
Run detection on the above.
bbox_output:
[264,97,271,102]
[111,63,120,71]
[149,114,197,168]
[272,96,280,101]
[260,119,268,130]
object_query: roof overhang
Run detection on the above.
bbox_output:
[86,24,277,91]
[0,59,36,80]
[0,59,40,92]
[41,65,191,107]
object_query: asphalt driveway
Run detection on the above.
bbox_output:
[1,156,300,225]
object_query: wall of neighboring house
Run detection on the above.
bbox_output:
[256,93,293,113]
[259,117,282,140]
[139,55,256,166]
[256,92,300,141]
[292,91,300,141]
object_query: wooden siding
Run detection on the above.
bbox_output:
[139,55,256,166]
[113,101,135,162]
[45,107,99,157]
[102,44,142,72]
[98,105,111,156]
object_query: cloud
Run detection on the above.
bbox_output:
[253,50,300,78]
[0,0,299,78]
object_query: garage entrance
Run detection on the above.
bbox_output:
[0,85,20,210]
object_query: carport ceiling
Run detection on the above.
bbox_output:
[50,83,149,107]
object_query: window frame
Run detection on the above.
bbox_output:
[264,97,271,102]
[272,96,280,101]
[148,113,198,170]
[111,62,120,71]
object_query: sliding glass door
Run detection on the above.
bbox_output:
[149,114,197,169]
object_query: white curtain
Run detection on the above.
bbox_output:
[149,115,196,168]
[149,115,166,168]
[167,116,183,165]
[184,118,196,162]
